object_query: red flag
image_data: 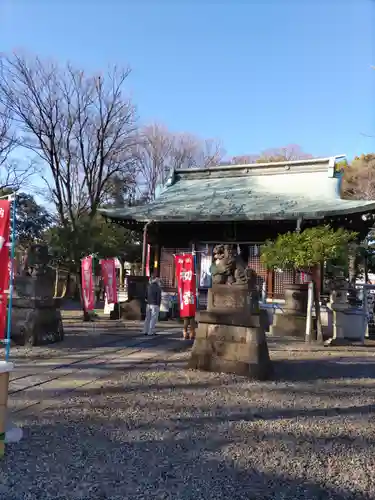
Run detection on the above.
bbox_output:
[101,259,118,304]
[174,254,196,317]
[81,256,95,311]
[0,201,10,340]
[145,244,151,277]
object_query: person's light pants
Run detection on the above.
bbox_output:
[143,304,160,335]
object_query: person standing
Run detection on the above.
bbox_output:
[143,272,162,336]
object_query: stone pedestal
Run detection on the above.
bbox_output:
[122,276,148,320]
[284,284,308,314]
[189,284,273,379]
[11,297,64,346]
[270,313,306,338]
[0,361,13,458]
[269,284,308,338]
[10,273,64,346]
[325,280,367,345]
[120,299,143,321]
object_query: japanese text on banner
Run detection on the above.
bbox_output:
[0,201,10,340]
[81,256,95,311]
[101,259,118,304]
[174,254,196,317]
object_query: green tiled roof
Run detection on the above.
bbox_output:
[100,156,375,223]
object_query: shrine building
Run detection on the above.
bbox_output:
[100,156,375,306]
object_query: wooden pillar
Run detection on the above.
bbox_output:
[153,244,160,277]
[312,265,322,296]
[266,270,274,300]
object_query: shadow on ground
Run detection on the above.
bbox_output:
[2,412,372,500]
[4,332,375,498]
[273,357,375,381]
[8,328,185,364]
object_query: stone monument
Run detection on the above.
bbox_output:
[269,283,309,338]
[188,245,273,379]
[10,244,64,346]
[325,276,367,345]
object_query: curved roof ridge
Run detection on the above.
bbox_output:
[177,155,346,174]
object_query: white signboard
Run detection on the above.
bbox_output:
[200,252,212,288]
[103,294,115,315]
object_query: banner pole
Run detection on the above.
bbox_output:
[192,243,198,312]
[5,195,16,361]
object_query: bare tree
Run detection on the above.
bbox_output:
[341,154,375,200]
[231,154,259,165]
[230,145,313,165]
[134,123,174,201]
[0,100,34,190]
[0,52,138,226]
[135,123,225,200]
[256,144,313,163]
[0,52,138,318]
[0,103,15,171]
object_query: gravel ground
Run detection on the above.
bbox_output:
[2,339,375,500]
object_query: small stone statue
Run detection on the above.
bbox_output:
[210,244,235,285]
[211,244,253,286]
[233,251,250,285]
[22,244,50,277]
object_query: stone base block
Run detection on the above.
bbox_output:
[269,313,306,338]
[188,323,273,380]
[109,303,121,320]
[121,299,143,321]
[199,309,260,328]
[11,305,64,346]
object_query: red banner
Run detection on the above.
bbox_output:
[175,253,196,318]
[81,256,95,311]
[0,201,10,340]
[101,259,118,304]
[145,244,151,277]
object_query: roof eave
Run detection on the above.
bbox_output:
[100,205,375,225]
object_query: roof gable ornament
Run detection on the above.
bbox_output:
[164,167,176,188]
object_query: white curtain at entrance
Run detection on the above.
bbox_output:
[200,250,212,288]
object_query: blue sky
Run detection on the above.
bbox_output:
[1,0,375,161]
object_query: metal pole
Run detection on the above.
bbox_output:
[192,243,198,311]
[5,195,16,360]
[305,281,314,343]
[363,284,369,339]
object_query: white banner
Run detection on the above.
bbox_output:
[199,252,212,288]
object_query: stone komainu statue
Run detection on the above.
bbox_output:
[189,244,272,379]
[210,244,255,287]
[210,244,235,285]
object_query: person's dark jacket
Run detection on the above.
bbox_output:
[146,279,162,306]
